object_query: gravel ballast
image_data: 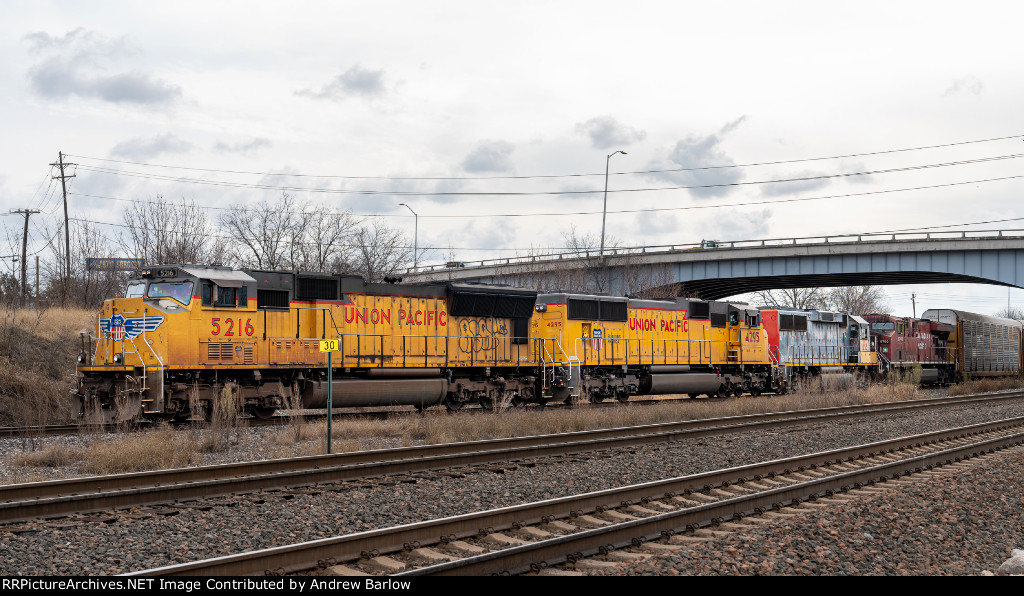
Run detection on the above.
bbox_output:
[1,398,1023,576]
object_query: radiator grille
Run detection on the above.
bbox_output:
[207,343,234,360]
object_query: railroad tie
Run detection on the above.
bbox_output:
[322,565,371,577]
[484,532,531,546]
[445,540,486,555]
[409,548,453,564]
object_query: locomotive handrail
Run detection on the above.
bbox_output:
[566,337,755,368]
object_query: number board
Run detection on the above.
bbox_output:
[319,339,340,352]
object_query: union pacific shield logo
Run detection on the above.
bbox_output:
[100,313,164,340]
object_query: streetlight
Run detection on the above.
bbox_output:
[600,150,626,260]
[399,203,418,270]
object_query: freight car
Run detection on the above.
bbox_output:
[75,265,779,423]
[919,308,1022,380]
[759,308,877,390]
[861,314,956,385]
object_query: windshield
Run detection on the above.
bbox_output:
[871,322,895,332]
[125,281,146,298]
[149,281,194,306]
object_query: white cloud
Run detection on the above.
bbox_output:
[576,116,646,149]
[461,141,515,173]
[24,28,181,106]
[110,134,193,160]
[296,65,387,101]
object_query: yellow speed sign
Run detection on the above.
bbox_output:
[319,339,340,352]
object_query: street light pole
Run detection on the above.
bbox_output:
[600,150,626,260]
[399,203,418,270]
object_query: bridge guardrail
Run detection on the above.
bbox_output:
[403,228,1024,274]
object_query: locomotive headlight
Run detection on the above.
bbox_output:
[77,353,86,364]
[535,304,547,312]
[113,353,123,364]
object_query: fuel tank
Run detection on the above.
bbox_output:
[638,373,723,395]
[301,378,449,409]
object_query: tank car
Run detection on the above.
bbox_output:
[759,308,877,390]
[75,264,539,423]
[920,308,1022,380]
[531,294,777,402]
[861,314,956,385]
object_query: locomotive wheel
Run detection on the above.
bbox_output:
[589,393,605,404]
[252,407,278,420]
[479,394,494,410]
[444,395,465,412]
[616,392,629,403]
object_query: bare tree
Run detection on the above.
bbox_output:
[71,220,127,307]
[220,192,301,270]
[822,286,890,315]
[753,287,827,310]
[995,305,1024,320]
[288,203,358,273]
[221,193,359,273]
[561,225,612,293]
[350,219,412,282]
[121,195,227,265]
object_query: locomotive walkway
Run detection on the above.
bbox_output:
[403,229,1024,299]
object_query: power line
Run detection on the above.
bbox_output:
[71,152,1024,197]
[68,172,1024,220]
[64,132,1024,181]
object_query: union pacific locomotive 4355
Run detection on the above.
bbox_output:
[75,264,779,423]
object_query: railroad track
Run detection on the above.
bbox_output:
[123,415,1024,576]
[2,391,1021,526]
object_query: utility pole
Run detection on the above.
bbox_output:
[11,209,40,306]
[50,151,76,304]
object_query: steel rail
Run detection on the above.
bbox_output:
[124,416,1024,576]
[2,391,1021,523]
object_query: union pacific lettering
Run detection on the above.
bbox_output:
[343,307,447,326]
[628,309,689,333]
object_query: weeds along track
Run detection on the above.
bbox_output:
[128,417,1024,577]
[1,391,1022,525]
[0,394,736,438]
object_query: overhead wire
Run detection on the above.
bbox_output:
[67,172,1024,220]
[63,132,1024,181]
[70,153,1024,197]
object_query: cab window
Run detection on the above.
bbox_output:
[202,282,243,307]
[150,281,194,306]
[216,287,237,307]
[125,281,146,298]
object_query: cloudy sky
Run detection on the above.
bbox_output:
[1,1,1022,316]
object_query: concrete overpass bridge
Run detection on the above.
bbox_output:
[401,229,1024,300]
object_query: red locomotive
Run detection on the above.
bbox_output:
[862,314,956,385]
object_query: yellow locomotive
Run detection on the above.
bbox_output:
[531,293,775,402]
[76,265,777,423]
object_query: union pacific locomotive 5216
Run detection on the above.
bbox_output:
[75,264,778,423]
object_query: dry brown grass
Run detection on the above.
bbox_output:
[11,443,85,468]
[264,378,933,453]
[81,426,199,474]
[1,375,999,483]
[946,375,1023,396]
[0,306,94,427]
